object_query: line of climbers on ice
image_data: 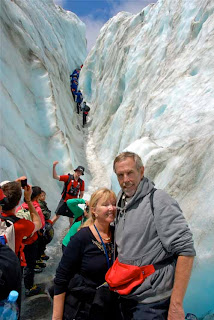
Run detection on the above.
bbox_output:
[0,151,197,320]
[70,66,90,127]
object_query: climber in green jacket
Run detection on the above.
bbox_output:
[62,198,89,251]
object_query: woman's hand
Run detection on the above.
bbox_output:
[52,293,66,320]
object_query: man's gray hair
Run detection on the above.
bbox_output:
[113,151,144,172]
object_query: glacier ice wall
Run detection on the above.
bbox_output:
[0,0,88,209]
[80,0,214,316]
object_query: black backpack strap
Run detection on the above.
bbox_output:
[0,214,20,226]
[61,174,73,200]
[78,178,83,189]
[149,188,157,215]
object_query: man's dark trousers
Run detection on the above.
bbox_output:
[120,297,170,320]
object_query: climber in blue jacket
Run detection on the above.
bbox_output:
[71,80,78,100]
[71,68,80,79]
[75,90,83,114]
[70,75,78,86]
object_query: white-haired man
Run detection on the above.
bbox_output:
[113,151,196,320]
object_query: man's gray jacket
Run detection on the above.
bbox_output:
[115,177,196,303]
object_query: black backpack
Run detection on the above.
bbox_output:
[84,105,90,112]
[43,221,54,245]
[0,243,22,301]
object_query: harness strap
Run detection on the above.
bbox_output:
[61,174,73,200]
[137,255,175,277]
[0,214,20,226]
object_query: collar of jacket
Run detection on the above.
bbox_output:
[116,177,155,211]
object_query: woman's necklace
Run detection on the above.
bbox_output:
[94,224,111,241]
[102,235,111,241]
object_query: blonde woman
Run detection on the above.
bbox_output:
[52,188,121,320]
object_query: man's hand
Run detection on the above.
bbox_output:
[15,176,27,186]
[168,256,194,320]
[53,161,60,180]
[168,302,185,320]
[24,185,32,202]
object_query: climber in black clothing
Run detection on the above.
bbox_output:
[82,101,90,127]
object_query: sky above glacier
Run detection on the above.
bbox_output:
[54,0,157,50]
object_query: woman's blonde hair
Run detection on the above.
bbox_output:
[80,188,116,229]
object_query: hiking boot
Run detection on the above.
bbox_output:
[40,253,49,261]
[36,259,46,268]
[34,264,43,273]
[25,285,41,297]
